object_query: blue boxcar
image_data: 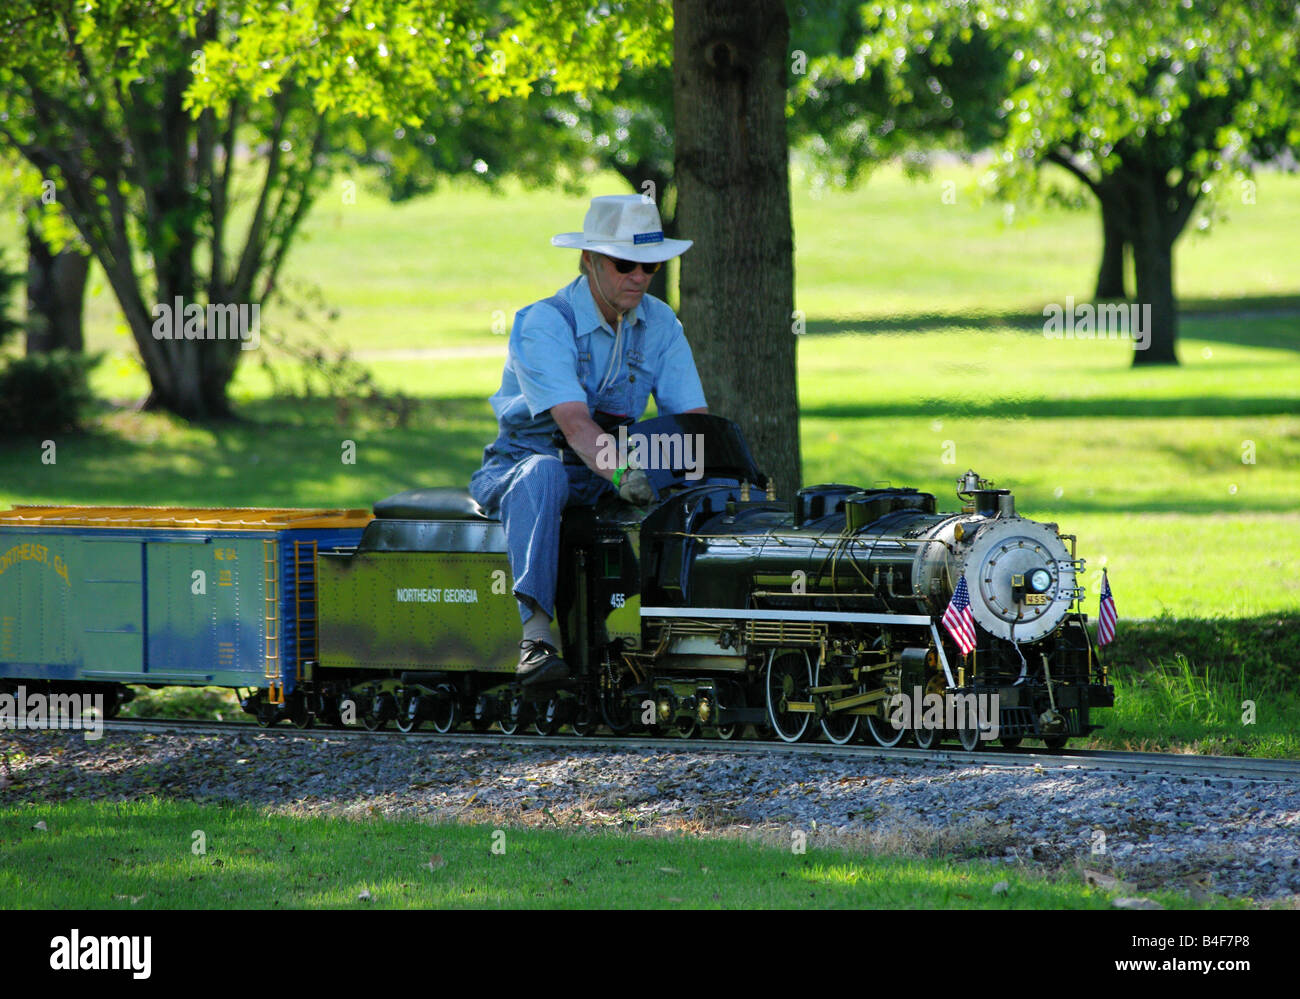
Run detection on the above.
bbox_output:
[0,506,369,704]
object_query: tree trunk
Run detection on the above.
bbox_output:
[1131,229,1177,365]
[136,338,241,420]
[1129,168,1179,366]
[648,195,675,304]
[25,225,89,354]
[1094,194,1128,300]
[673,0,800,500]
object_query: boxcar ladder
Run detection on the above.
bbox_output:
[263,540,283,705]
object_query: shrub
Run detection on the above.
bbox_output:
[0,350,100,437]
[0,263,21,349]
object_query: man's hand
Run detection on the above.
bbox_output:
[617,468,655,505]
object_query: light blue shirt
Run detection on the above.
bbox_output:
[481,275,707,462]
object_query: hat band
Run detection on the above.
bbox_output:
[632,231,664,245]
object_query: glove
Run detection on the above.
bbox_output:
[617,467,655,505]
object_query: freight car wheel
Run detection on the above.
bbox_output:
[255,700,282,727]
[498,695,526,736]
[393,691,418,733]
[570,694,598,736]
[430,685,460,734]
[534,697,561,736]
[289,697,315,730]
[766,649,813,743]
[360,693,394,731]
[472,695,495,732]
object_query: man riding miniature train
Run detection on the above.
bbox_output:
[469,195,708,687]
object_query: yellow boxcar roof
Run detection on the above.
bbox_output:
[0,505,373,530]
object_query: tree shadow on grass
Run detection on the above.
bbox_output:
[3,388,1294,515]
[0,396,499,509]
[800,394,1299,422]
[802,292,1300,350]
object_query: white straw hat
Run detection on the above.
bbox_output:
[551,194,692,263]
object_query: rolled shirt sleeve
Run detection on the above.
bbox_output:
[510,303,588,418]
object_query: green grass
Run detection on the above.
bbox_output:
[1088,613,1300,758]
[1102,657,1300,759]
[0,799,1246,909]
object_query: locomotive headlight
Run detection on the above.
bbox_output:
[1028,568,1052,593]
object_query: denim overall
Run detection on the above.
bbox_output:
[469,289,648,625]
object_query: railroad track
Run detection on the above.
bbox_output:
[85,716,1300,783]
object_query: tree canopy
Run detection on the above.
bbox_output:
[860,0,1300,363]
[0,0,672,417]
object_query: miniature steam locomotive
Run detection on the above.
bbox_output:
[0,414,1112,749]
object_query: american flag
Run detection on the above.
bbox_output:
[1098,569,1117,646]
[942,575,978,655]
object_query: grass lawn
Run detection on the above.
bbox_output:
[0,799,1245,909]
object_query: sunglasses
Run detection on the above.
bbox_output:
[606,256,662,276]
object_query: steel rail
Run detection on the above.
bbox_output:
[82,717,1300,783]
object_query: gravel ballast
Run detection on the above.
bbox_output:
[5,729,1299,903]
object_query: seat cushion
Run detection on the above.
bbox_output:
[373,488,492,520]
